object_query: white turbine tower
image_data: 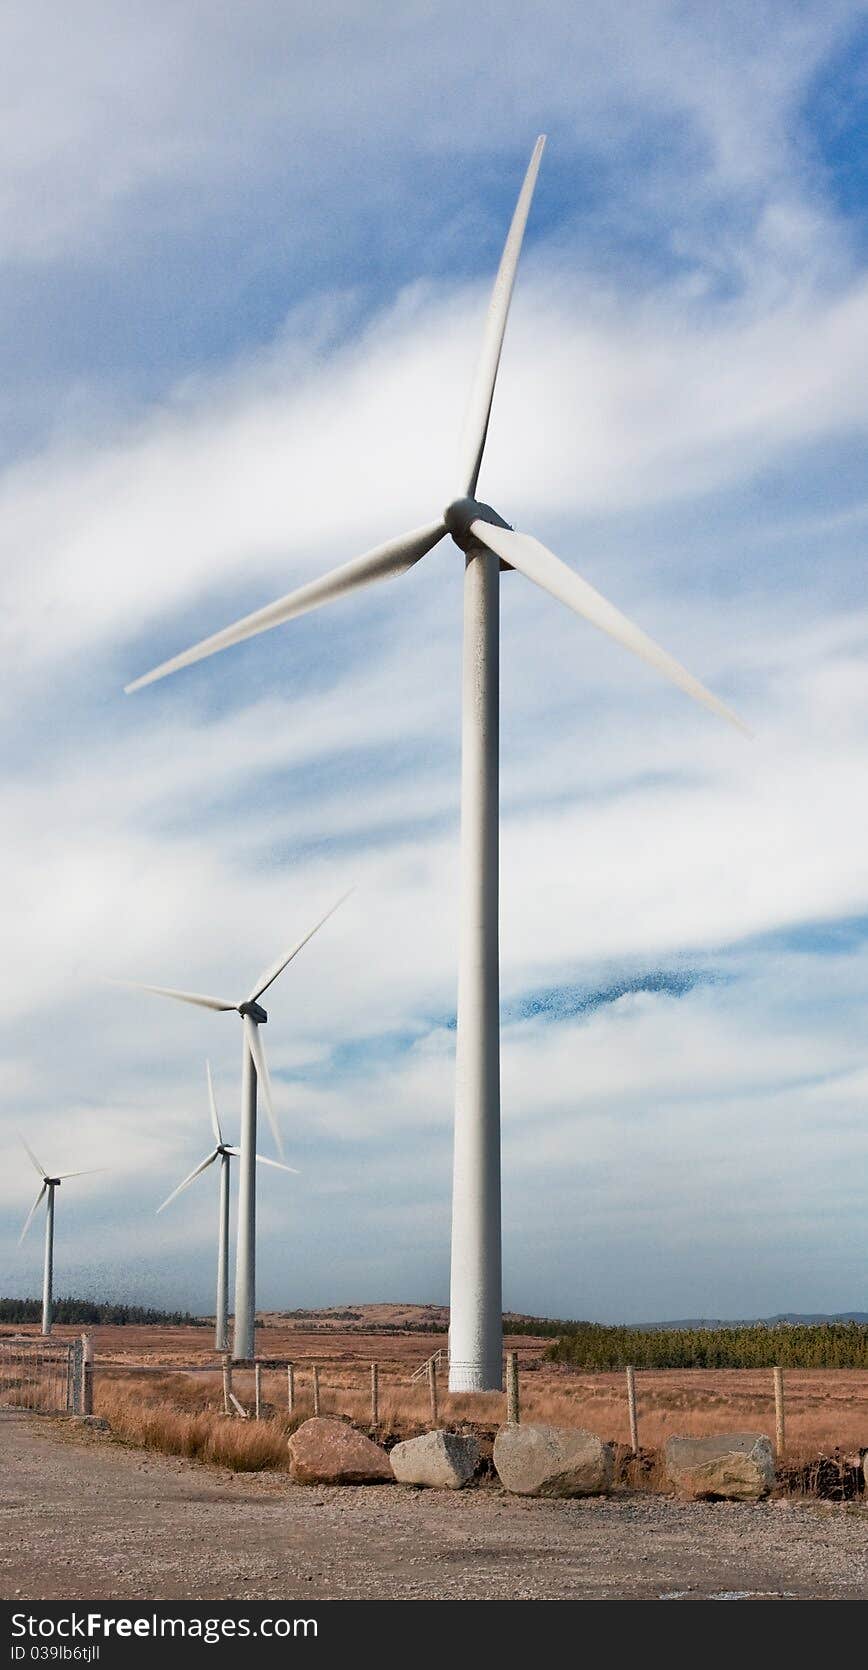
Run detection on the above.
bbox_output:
[157,1061,297,1351]
[119,894,346,1360]
[18,1138,103,1336]
[125,138,746,1391]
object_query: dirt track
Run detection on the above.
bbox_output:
[1,1411,866,1601]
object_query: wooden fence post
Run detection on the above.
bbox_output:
[81,1333,94,1417]
[254,1361,262,1420]
[626,1365,639,1454]
[287,1362,295,1416]
[427,1356,438,1426]
[312,1364,321,1417]
[773,1366,785,1457]
[370,1361,379,1427]
[222,1354,232,1416]
[506,1351,520,1424]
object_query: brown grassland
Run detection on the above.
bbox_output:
[5,1306,865,1482]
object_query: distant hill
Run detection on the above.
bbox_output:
[259,1303,868,1334]
[633,1313,868,1329]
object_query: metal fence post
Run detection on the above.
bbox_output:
[312,1365,321,1417]
[370,1361,379,1427]
[254,1362,262,1420]
[287,1362,295,1415]
[427,1356,438,1426]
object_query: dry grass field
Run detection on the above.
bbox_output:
[5,1305,864,1477]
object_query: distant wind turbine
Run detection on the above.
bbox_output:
[158,1061,297,1351]
[18,1137,103,1336]
[118,894,347,1359]
[125,137,746,1390]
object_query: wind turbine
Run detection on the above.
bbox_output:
[157,1061,297,1351]
[118,894,346,1359]
[18,1138,103,1336]
[125,137,746,1391]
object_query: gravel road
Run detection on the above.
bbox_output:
[1,1411,866,1601]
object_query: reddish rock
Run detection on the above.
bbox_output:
[288,1417,392,1485]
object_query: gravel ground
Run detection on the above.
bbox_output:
[1,1410,866,1601]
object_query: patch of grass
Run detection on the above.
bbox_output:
[95,1377,291,1472]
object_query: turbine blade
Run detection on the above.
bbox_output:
[248,890,352,1003]
[471,520,749,734]
[253,1153,300,1175]
[225,1143,297,1174]
[243,1016,283,1158]
[19,1184,47,1245]
[206,1059,223,1146]
[111,979,236,1013]
[124,523,446,693]
[55,1169,106,1180]
[156,1149,219,1213]
[19,1134,47,1180]
[457,136,546,498]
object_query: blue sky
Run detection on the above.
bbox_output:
[4,0,868,1322]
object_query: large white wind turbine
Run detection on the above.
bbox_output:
[18,1138,103,1336]
[157,1061,297,1351]
[119,895,346,1360]
[125,138,746,1390]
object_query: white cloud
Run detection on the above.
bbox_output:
[1,2,854,263]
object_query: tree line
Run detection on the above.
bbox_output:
[542,1321,868,1369]
[0,1297,206,1327]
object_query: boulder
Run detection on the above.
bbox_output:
[493,1423,613,1497]
[288,1417,392,1485]
[665,1433,775,1500]
[390,1430,479,1490]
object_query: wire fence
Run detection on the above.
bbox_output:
[0,1336,84,1414]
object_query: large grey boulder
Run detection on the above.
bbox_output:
[665,1433,775,1500]
[288,1417,392,1485]
[390,1430,479,1490]
[493,1423,613,1497]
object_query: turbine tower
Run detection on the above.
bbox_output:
[18,1138,102,1336]
[157,1061,297,1351]
[125,138,745,1390]
[119,894,346,1360]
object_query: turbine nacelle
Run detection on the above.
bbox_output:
[238,999,268,1024]
[444,497,513,553]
